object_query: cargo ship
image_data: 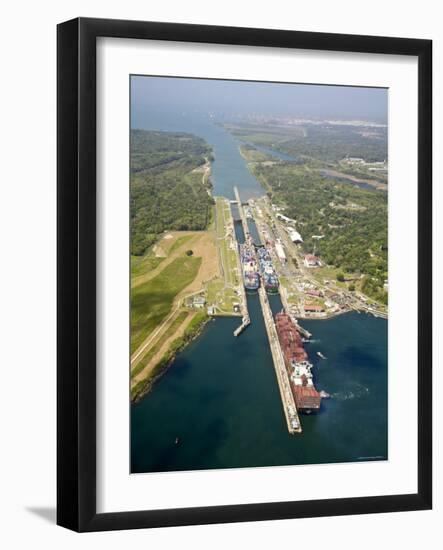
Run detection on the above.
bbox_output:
[240,238,260,292]
[257,246,279,294]
[275,312,322,413]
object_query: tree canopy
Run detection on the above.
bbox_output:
[131,130,214,255]
[252,161,388,304]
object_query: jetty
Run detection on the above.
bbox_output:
[234,315,250,337]
[294,320,312,339]
[258,285,302,434]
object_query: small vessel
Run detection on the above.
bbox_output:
[175,437,180,445]
[317,351,327,359]
[319,390,331,399]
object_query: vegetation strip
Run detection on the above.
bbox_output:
[131,252,202,354]
[131,311,209,402]
[131,310,191,377]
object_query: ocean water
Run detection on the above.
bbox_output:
[131,309,387,473]
[130,95,388,473]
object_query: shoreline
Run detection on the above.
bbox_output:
[131,128,387,408]
[318,168,387,191]
[132,304,387,404]
[243,164,387,312]
[296,306,387,322]
[131,150,219,402]
[132,315,212,403]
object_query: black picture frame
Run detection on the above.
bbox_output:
[57,17,432,532]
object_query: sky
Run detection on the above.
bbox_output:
[131,75,388,123]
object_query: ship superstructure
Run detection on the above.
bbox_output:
[275,312,322,412]
[257,246,279,294]
[240,236,260,292]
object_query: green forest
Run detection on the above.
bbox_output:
[227,122,387,164]
[131,130,214,255]
[252,162,388,304]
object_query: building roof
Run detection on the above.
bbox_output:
[289,230,303,242]
[305,303,324,311]
[304,254,319,264]
[275,242,286,259]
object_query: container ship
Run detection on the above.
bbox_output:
[240,238,260,292]
[275,312,322,413]
[257,246,279,294]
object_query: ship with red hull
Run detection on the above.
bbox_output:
[275,312,322,413]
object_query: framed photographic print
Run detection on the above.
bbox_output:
[57,17,432,531]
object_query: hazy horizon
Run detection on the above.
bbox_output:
[131,75,388,124]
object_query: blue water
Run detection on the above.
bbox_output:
[247,219,262,246]
[319,170,378,191]
[131,98,388,473]
[131,310,387,473]
[239,140,299,162]
[131,107,264,200]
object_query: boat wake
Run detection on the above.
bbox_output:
[331,385,370,401]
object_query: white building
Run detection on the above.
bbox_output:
[343,157,365,165]
[288,229,303,243]
[277,213,296,224]
[304,254,320,268]
[192,295,206,308]
[275,241,287,263]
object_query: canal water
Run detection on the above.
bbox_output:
[246,219,262,246]
[319,170,382,191]
[131,101,388,473]
[131,107,264,200]
[131,308,387,473]
[239,140,299,162]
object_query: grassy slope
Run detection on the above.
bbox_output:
[202,197,241,315]
[131,310,190,377]
[215,198,238,286]
[131,309,209,401]
[131,254,164,278]
[168,234,194,254]
[131,255,202,354]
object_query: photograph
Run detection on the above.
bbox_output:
[0,0,435,542]
[129,76,388,474]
